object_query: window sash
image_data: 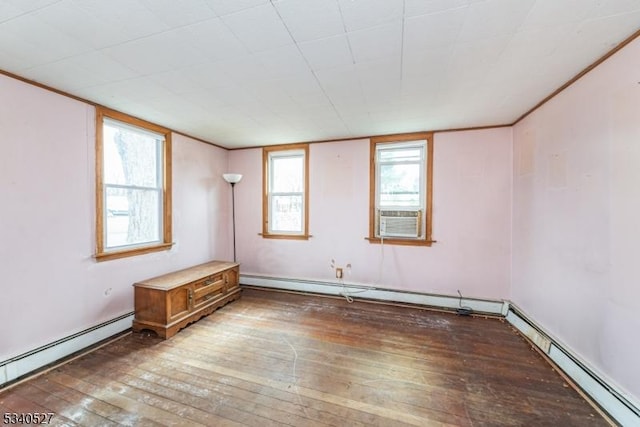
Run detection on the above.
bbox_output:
[375,141,426,210]
[268,192,304,234]
[95,107,172,261]
[262,144,309,239]
[103,184,163,249]
[268,150,305,235]
[369,133,433,246]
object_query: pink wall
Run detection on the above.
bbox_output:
[0,74,231,361]
[512,37,640,401]
[229,128,512,300]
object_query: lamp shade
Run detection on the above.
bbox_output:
[223,173,243,184]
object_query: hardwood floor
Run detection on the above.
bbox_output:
[1,288,610,426]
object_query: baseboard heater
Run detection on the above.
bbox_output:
[0,312,134,389]
[505,305,640,426]
[240,273,507,316]
[240,273,640,427]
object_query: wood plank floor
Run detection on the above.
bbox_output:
[1,288,610,426]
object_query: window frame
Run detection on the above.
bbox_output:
[262,143,310,240]
[368,132,434,246]
[95,107,173,261]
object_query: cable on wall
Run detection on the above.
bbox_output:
[456,290,473,316]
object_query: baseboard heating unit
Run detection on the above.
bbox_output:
[0,312,134,389]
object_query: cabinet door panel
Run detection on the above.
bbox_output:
[224,267,239,290]
[167,287,191,322]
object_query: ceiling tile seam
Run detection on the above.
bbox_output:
[399,0,406,81]
[336,0,357,65]
[270,0,355,138]
[213,1,271,18]
[587,4,640,21]
[434,2,471,102]
[19,14,233,75]
[335,0,370,135]
[407,4,468,21]
[0,0,64,25]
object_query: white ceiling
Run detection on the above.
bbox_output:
[1,0,639,148]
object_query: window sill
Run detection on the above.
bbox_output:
[365,237,435,247]
[260,233,311,241]
[95,242,174,262]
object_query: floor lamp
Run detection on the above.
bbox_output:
[222,173,242,263]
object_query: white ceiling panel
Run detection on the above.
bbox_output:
[33,2,139,50]
[448,35,511,74]
[214,54,271,85]
[401,76,445,101]
[502,25,574,60]
[458,0,536,42]
[184,18,248,62]
[338,0,404,32]
[0,0,639,148]
[255,45,312,79]
[569,10,640,54]
[314,64,361,93]
[298,35,354,70]
[204,0,269,17]
[348,22,403,63]
[0,14,91,67]
[402,46,452,80]
[3,0,60,14]
[139,0,217,27]
[356,57,402,88]
[21,51,138,91]
[68,0,171,41]
[403,7,468,52]
[177,61,235,91]
[404,0,471,17]
[521,0,598,29]
[589,0,640,19]
[0,1,24,22]
[221,3,293,53]
[274,0,344,43]
[102,29,203,75]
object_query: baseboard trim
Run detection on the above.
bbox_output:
[0,312,134,388]
[240,274,507,316]
[506,304,640,426]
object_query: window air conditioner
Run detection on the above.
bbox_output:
[378,210,421,238]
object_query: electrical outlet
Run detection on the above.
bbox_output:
[336,268,343,279]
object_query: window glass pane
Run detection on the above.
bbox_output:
[105,186,160,248]
[271,155,303,193]
[270,194,303,232]
[378,146,422,162]
[379,163,421,207]
[103,121,161,187]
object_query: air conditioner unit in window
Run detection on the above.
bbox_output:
[378,210,421,238]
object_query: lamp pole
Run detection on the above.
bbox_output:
[222,174,242,263]
[230,181,237,263]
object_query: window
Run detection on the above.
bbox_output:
[95,107,172,261]
[262,144,309,239]
[369,133,433,246]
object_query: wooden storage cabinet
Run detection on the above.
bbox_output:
[132,261,241,339]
